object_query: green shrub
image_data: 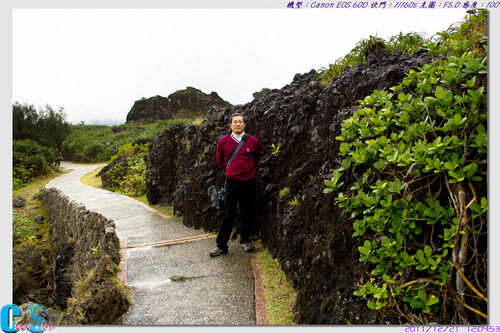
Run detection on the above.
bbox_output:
[324,10,487,324]
[120,155,147,197]
[12,214,39,244]
[13,178,24,191]
[104,143,148,197]
[109,143,133,163]
[61,126,115,162]
[13,139,57,185]
[388,32,426,54]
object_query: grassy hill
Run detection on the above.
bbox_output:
[61,119,192,163]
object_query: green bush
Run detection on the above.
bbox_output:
[13,178,24,191]
[12,214,38,243]
[12,102,70,186]
[61,126,115,162]
[13,139,57,186]
[324,10,487,324]
[103,143,148,197]
[121,157,147,197]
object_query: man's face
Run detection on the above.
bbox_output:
[230,116,245,135]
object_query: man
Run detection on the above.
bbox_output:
[209,113,261,257]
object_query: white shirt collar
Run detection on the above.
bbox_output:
[231,132,245,143]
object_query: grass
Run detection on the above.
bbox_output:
[132,195,174,217]
[62,118,193,163]
[254,240,297,325]
[13,169,72,217]
[79,165,104,188]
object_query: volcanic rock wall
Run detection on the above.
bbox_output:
[145,49,435,324]
[40,187,129,324]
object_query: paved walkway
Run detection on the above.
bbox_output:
[46,162,256,325]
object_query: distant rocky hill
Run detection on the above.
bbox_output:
[125,87,232,123]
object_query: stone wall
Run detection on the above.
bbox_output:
[40,187,129,324]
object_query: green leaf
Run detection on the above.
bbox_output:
[463,163,478,178]
[418,289,428,302]
[371,267,385,276]
[368,255,380,264]
[427,295,439,306]
[358,246,369,255]
[389,179,402,194]
[464,58,487,74]
[324,179,335,187]
[414,223,423,235]
[353,290,364,297]
[373,159,387,170]
[435,86,446,99]
[410,298,425,309]
[435,86,453,105]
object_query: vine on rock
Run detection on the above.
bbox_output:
[324,10,487,324]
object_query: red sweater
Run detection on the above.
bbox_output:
[217,133,261,181]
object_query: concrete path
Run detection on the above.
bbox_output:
[46,162,256,325]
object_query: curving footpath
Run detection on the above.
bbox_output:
[46,162,256,325]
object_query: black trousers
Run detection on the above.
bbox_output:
[216,178,256,250]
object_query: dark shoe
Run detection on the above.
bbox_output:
[241,242,254,252]
[209,247,228,257]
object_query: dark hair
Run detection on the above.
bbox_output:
[230,112,245,123]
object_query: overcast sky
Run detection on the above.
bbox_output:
[12,8,471,125]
